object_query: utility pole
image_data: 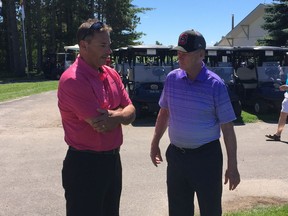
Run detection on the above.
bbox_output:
[21,0,28,78]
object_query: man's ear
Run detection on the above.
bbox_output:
[200,50,206,59]
[79,40,87,50]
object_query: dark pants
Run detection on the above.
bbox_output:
[62,148,122,216]
[166,140,223,216]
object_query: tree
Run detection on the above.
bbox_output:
[0,0,152,77]
[5,0,24,76]
[105,0,153,48]
[259,0,288,46]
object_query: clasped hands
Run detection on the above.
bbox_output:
[91,108,122,133]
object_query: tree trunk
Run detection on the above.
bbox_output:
[6,0,24,76]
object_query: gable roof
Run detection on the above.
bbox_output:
[217,4,267,46]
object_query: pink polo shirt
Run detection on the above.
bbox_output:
[58,56,132,151]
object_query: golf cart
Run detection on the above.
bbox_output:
[42,44,79,80]
[114,45,174,117]
[204,46,242,117]
[113,47,129,86]
[233,46,288,114]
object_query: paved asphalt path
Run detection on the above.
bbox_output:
[0,90,288,216]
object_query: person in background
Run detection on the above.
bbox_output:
[106,55,114,67]
[150,29,240,216]
[266,80,288,141]
[58,18,135,216]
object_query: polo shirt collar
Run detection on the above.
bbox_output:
[76,55,103,78]
[179,62,208,82]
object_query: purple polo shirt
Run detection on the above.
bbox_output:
[58,56,132,151]
[159,64,236,148]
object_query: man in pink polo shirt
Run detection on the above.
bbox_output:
[58,18,135,216]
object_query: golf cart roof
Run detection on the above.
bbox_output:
[113,47,128,52]
[127,44,172,50]
[64,44,79,51]
[234,46,288,51]
[206,46,234,51]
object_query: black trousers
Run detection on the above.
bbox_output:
[166,140,223,216]
[62,148,122,216]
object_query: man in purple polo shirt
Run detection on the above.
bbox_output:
[58,18,135,216]
[150,30,240,216]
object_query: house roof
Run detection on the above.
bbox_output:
[217,3,266,46]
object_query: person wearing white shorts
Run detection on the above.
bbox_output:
[266,88,288,141]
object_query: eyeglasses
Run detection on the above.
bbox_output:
[81,22,104,40]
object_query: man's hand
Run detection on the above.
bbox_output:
[221,122,240,191]
[150,145,163,167]
[224,168,240,190]
[91,108,121,132]
[149,108,169,167]
[87,104,135,133]
[279,84,288,91]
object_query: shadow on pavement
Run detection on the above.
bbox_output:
[131,107,281,128]
[131,115,157,127]
[265,139,288,145]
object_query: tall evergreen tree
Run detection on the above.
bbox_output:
[259,0,288,46]
[5,0,23,76]
[0,0,152,76]
[104,0,153,48]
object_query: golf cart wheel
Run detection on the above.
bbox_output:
[254,100,269,114]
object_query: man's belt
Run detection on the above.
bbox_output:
[69,146,120,155]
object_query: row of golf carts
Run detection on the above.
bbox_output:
[113,45,288,118]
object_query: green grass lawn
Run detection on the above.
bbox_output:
[0,80,58,102]
[235,108,279,124]
[224,204,288,216]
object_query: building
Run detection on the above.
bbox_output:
[217,4,268,46]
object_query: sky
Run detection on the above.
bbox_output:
[132,0,274,46]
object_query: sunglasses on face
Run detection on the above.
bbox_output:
[81,22,104,40]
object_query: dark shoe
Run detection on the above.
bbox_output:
[265,134,281,141]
